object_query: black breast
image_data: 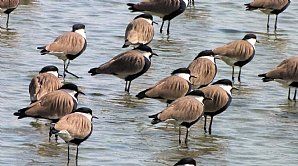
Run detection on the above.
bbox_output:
[66,39,87,60]
[125,56,151,81]
[271,0,291,15]
[234,49,255,67]
[163,0,187,21]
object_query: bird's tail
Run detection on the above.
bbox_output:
[244,3,258,11]
[136,89,149,99]
[13,107,29,119]
[88,68,99,76]
[258,73,274,82]
[127,3,142,12]
[148,113,162,124]
[122,40,129,48]
[37,46,49,55]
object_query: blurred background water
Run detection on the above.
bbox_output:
[0,0,298,165]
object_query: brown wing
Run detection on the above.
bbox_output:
[188,58,217,88]
[25,90,75,119]
[213,40,254,61]
[0,0,19,9]
[200,85,230,113]
[54,113,92,139]
[29,73,62,102]
[94,50,145,75]
[145,75,190,100]
[46,32,86,55]
[159,96,204,122]
[125,18,154,45]
[266,57,298,80]
[249,0,289,10]
[135,0,180,15]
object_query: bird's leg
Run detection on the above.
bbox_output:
[185,128,190,145]
[238,67,242,83]
[167,20,170,35]
[232,66,235,82]
[68,144,70,162]
[6,14,10,29]
[288,87,291,100]
[125,81,128,92]
[208,116,213,135]
[178,126,181,145]
[48,131,52,142]
[64,60,80,78]
[294,88,297,101]
[127,81,132,93]
[160,20,165,33]
[63,60,67,78]
[76,145,79,161]
[204,115,207,133]
[267,14,270,31]
[274,15,278,32]
[55,134,58,142]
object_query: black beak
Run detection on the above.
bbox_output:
[190,75,197,78]
[256,40,260,43]
[92,115,98,119]
[58,73,63,78]
[153,21,158,25]
[79,91,85,95]
[152,52,158,56]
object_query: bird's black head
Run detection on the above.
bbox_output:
[212,79,233,86]
[171,67,191,75]
[39,65,59,74]
[242,34,257,40]
[134,14,153,21]
[72,23,86,32]
[174,157,196,166]
[135,44,158,58]
[135,44,152,53]
[74,107,93,115]
[187,90,205,97]
[194,50,215,60]
[59,83,85,95]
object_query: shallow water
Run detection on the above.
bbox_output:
[1,0,298,165]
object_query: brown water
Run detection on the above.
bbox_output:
[1,0,298,165]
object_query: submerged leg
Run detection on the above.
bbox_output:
[185,128,190,145]
[167,20,171,35]
[64,60,80,78]
[127,81,132,93]
[232,66,235,82]
[76,145,79,161]
[63,60,67,78]
[238,67,242,83]
[267,14,270,31]
[274,15,278,31]
[288,87,291,100]
[178,126,181,145]
[294,88,297,101]
[208,116,213,135]
[48,130,52,141]
[6,14,10,29]
[68,144,70,162]
[204,115,207,133]
[160,20,165,33]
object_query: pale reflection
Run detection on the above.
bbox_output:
[20,0,37,5]
[0,29,18,48]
